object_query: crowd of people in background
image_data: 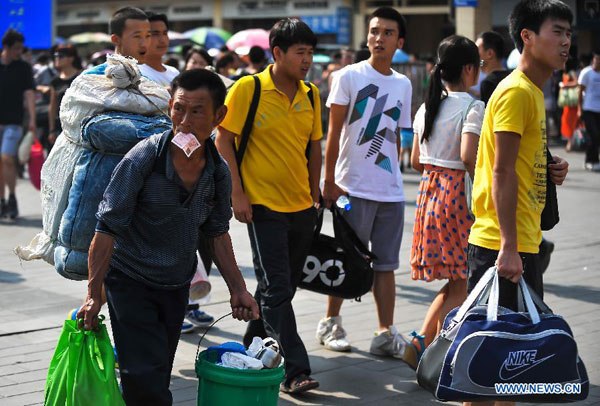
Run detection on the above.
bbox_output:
[0,0,597,402]
[4,11,597,173]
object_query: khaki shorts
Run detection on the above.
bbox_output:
[342,196,405,271]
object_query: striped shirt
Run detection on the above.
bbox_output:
[96,130,232,289]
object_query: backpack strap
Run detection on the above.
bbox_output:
[304,81,315,159]
[235,75,261,170]
[305,80,314,109]
[152,130,172,175]
[235,78,315,167]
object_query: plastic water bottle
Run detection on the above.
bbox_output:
[336,195,351,211]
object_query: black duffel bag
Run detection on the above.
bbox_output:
[299,206,375,299]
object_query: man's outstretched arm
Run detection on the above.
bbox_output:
[78,231,114,330]
[209,232,259,321]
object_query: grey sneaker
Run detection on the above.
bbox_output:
[369,326,409,359]
[316,316,351,352]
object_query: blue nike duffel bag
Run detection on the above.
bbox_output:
[416,267,589,403]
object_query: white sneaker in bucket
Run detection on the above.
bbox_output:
[369,326,409,359]
[316,316,351,352]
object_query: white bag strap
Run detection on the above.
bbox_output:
[519,277,541,324]
[484,269,541,324]
[517,287,525,313]
[453,266,496,322]
[486,269,500,321]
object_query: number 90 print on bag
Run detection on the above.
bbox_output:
[298,207,375,299]
[303,256,346,287]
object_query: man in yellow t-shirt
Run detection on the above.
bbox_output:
[467,0,571,314]
[216,19,322,393]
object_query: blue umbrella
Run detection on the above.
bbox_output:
[184,27,232,50]
[392,49,410,64]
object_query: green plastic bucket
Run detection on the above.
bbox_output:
[195,349,284,406]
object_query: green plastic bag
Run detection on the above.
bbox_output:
[44,316,125,406]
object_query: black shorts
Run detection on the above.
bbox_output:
[467,243,543,312]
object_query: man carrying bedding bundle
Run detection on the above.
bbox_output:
[78,68,259,406]
[15,6,172,273]
[137,10,217,334]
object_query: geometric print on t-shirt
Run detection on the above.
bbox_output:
[349,83,402,173]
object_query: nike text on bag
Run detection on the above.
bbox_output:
[299,207,376,299]
[416,267,589,403]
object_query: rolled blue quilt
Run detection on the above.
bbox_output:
[54,112,171,280]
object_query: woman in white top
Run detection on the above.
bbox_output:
[402,35,485,369]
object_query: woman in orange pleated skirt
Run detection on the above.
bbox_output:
[411,166,474,282]
[401,36,483,370]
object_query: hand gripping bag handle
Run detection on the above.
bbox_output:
[485,268,541,324]
[453,266,543,324]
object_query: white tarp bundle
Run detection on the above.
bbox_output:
[15,54,171,270]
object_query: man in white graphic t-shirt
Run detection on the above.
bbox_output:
[315,6,413,358]
[139,12,180,88]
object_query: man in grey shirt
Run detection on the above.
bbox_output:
[78,69,258,406]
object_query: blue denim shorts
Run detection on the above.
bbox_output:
[0,125,23,156]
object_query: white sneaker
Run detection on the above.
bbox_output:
[585,162,594,171]
[316,316,351,352]
[369,326,409,359]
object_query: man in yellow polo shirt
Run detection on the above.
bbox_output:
[468,0,571,316]
[216,18,322,393]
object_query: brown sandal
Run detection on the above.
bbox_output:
[280,374,319,394]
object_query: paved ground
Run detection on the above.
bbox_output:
[0,146,598,406]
